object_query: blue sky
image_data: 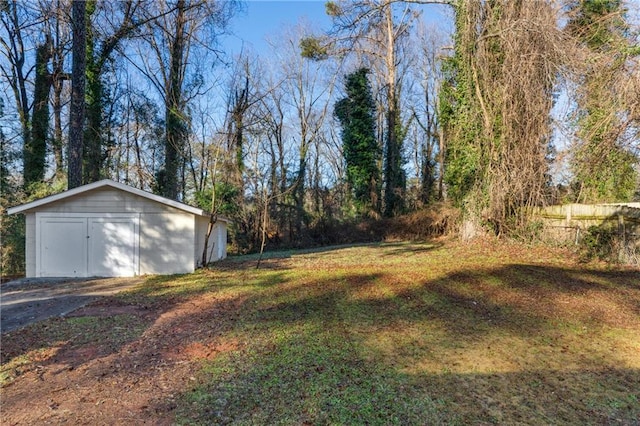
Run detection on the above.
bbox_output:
[223,1,332,55]
[222,0,453,56]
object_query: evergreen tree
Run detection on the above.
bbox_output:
[334,68,380,214]
[1,98,26,275]
[0,98,10,194]
[302,1,412,217]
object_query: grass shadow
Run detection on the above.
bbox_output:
[0,268,281,386]
[169,259,639,424]
[380,241,444,256]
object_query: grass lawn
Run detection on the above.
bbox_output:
[2,240,639,424]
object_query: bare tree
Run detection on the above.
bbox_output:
[25,34,52,187]
[224,56,253,201]
[279,24,339,237]
[254,63,289,242]
[46,0,71,180]
[0,1,31,160]
[132,0,238,199]
[83,0,155,183]
[110,74,162,190]
[0,1,50,190]
[408,20,447,205]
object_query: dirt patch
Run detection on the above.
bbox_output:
[66,303,145,318]
[1,287,245,425]
[163,339,240,362]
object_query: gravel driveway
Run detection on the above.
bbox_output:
[0,277,145,333]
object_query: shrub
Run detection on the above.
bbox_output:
[580,225,616,262]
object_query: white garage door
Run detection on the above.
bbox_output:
[88,218,138,277]
[40,217,87,277]
[38,214,139,277]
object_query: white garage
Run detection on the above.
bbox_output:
[8,180,229,278]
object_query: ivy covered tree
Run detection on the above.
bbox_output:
[68,0,86,189]
[83,0,146,184]
[567,0,639,203]
[0,98,25,275]
[24,37,52,189]
[302,0,414,217]
[440,0,566,237]
[334,68,380,215]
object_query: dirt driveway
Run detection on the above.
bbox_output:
[0,277,145,333]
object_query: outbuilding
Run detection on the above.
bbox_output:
[7,179,229,278]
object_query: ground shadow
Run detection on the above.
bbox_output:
[165,262,639,424]
[0,294,99,334]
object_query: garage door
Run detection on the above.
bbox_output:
[88,218,138,277]
[38,214,139,277]
[39,217,88,277]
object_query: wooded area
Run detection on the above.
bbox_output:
[1,0,639,274]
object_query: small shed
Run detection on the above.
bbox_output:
[7,179,229,278]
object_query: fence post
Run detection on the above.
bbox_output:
[617,214,626,263]
[618,214,625,243]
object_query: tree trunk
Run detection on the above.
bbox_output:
[25,38,53,189]
[293,154,307,237]
[51,0,66,180]
[162,0,187,200]
[382,4,404,217]
[83,57,104,183]
[52,63,65,179]
[227,68,249,206]
[68,0,86,189]
[438,125,445,200]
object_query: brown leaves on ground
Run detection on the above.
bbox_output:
[1,291,245,425]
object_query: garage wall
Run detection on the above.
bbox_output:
[19,185,226,277]
[35,187,177,214]
[214,222,227,261]
[194,217,227,267]
[195,216,211,268]
[25,213,36,277]
[140,212,194,275]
